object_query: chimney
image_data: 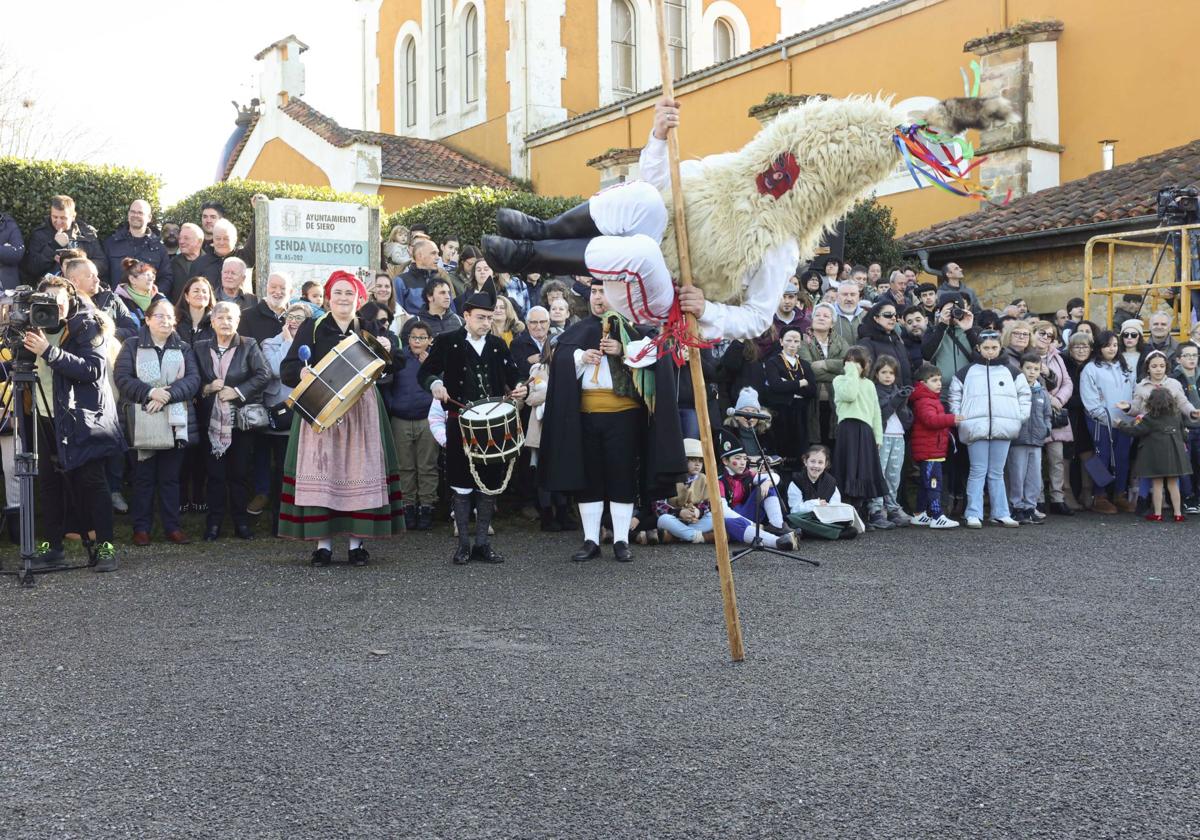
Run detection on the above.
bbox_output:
[1099,139,1117,171]
[965,20,1064,202]
[255,35,309,109]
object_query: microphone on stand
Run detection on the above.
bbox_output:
[726,407,773,421]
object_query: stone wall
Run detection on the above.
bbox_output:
[962,243,1165,323]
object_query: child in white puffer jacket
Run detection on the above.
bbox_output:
[949,330,1031,528]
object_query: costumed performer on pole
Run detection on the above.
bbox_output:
[483,89,1016,343]
[419,287,527,566]
[278,270,406,566]
[540,278,686,562]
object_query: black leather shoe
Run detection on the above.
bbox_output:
[472,544,504,564]
[613,541,633,562]
[452,545,472,565]
[1048,502,1075,516]
[348,546,370,566]
[310,548,333,567]
[203,526,220,542]
[234,524,254,540]
[497,202,599,241]
[572,540,600,562]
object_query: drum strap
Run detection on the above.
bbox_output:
[467,452,517,496]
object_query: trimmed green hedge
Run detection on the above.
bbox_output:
[0,157,163,238]
[164,179,384,242]
[388,186,584,248]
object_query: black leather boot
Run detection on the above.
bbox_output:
[481,236,591,277]
[496,202,599,241]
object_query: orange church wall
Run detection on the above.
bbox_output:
[560,1,600,120]
[378,184,453,211]
[245,138,331,188]
[703,0,780,52]
[377,0,424,135]
[440,119,514,175]
[1008,0,1200,183]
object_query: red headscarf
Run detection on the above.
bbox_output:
[324,270,368,304]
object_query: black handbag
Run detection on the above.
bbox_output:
[1050,407,1070,429]
[267,401,294,432]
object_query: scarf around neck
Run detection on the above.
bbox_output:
[207,344,237,457]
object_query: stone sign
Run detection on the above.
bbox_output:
[254,198,381,295]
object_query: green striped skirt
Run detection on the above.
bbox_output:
[278,390,406,540]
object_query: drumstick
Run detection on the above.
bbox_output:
[591,317,610,384]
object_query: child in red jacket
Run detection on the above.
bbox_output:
[908,363,965,529]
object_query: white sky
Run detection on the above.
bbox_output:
[1,0,877,208]
[1,0,361,205]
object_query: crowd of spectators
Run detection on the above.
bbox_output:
[3,196,1200,573]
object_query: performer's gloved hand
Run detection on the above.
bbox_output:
[677,284,706,318]
[652,97,680,141]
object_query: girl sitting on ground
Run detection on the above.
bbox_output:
[654,438,713,544]
[785,445,863,539]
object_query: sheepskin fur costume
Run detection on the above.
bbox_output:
[658,95,1005,306]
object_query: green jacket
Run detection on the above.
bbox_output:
[799,330,849,440]
[833,361,882,444]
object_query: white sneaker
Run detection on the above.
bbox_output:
[1031,509,1047,521]
[929,515,960,529]
[991,516,1020,528]
[966,517,983,529]
[910,512,932,526]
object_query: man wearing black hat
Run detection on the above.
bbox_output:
[420,288,526,565]
[540,280,686,562]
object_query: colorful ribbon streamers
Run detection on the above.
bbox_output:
[892,123,1012,207]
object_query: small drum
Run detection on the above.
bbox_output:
[459,398,524,464]
[287,333,387,433]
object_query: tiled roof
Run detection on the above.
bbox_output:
[900,139,1200,250]
[280,99,516,190]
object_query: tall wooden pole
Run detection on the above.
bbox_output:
[653,0,745,662]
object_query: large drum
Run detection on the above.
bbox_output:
[459,398,524,465]
[288,333,387,433]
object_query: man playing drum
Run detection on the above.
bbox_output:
[278,270,406,567]
[420,288,526,565]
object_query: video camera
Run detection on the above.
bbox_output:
[1156,186,1200,226]
[0,286,61,353]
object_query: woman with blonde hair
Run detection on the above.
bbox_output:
[490,295,525,345]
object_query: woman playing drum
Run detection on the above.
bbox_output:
[278,270,406,566]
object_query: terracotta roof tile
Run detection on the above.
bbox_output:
[250,98,516,190]
[900,139,1200,250]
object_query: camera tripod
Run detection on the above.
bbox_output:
[727,422,818,568]
[0,358,90,587]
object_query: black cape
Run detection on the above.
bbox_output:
[540,315,686,494]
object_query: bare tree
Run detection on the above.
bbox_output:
[0,47,110,161]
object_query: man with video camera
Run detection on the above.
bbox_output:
[20,276,125,572]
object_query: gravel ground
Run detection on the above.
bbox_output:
[0,510,1197,839]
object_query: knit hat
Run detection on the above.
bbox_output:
[324,270,368,304]
[717,428,745,459]
[683,438,704,459]
[1120,318,1145,335]
[936,290,964,309]
[734,387,761,412]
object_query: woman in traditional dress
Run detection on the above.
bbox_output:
[278,271,406,566]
